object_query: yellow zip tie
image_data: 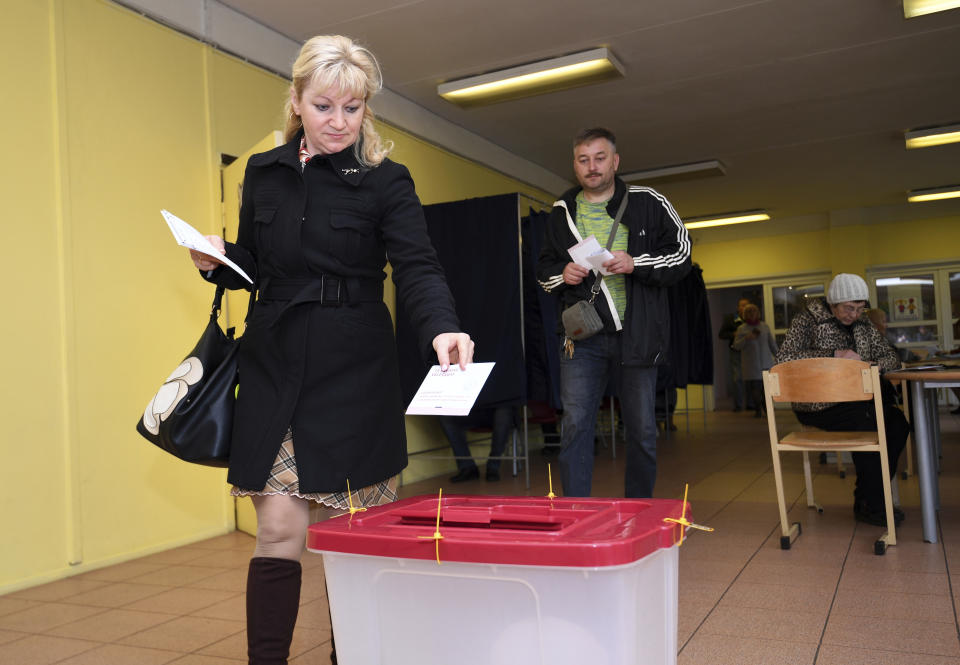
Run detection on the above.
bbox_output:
[345,478,367,520]
[546,463,556,499]
[417,488,444,564]
[662,483,714,546]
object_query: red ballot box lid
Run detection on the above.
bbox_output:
[307,495,689,567]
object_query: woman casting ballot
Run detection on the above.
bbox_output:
[189,35,472,664]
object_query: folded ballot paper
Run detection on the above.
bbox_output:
[162,209,253,284]
[405,362,495,416]
[568,234,615,275]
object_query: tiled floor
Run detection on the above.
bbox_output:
[2,408,959,664]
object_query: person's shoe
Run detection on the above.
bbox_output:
[485,468,501,482]
[952,406,960,415]
[450,467,479,483]
[732,407,743,413]
[853,500,905,526]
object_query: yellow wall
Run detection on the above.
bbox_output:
[693,229,831,284]
[694,218,960,287]
[2,0,72,587]
[867,216,960,267]
[1,0,552,592]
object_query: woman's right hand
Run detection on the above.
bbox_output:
[190,235,226,271]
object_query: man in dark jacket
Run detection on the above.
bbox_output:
[717,298,751,411]
[536,128,691,498]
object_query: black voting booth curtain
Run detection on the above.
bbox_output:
[396,194,525,411]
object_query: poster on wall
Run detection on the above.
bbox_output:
[889,285,923,322]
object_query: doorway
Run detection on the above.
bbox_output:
[707,285,763,410]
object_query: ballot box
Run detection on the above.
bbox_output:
[307,494,688,665]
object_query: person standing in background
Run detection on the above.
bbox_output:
[536,127,691,498]
[732,303,778,417]
[718,298,751,411]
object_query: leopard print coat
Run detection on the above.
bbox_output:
[776,297,899,412]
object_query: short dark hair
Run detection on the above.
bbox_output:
[573,127,616,150]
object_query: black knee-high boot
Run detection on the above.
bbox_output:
[246,556,302,665]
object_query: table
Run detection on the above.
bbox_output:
[888,368,960,543]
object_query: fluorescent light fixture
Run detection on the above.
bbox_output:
[905,123,960,149]
[683,210,770,229]
[903,0,960,17]
[876,278,934,286]
[907,185,960,202]
[438,48,624,107]
[621,160,726,184]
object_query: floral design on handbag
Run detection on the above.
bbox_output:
[141,358,204,435]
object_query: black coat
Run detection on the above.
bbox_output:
[206,133,459,492]
[535,177,692,366]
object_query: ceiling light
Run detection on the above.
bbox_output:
[438,48,625,107]
[904,123,960,149]
[907,185,960,202]
[903,0,960,17]
[683,210,770,229]
[621,160,726,184]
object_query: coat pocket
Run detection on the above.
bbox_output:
[329,210,376,265]
[253,206,277,255]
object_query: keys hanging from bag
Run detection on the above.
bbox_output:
[561,194,629,354]
[136,285,256,466]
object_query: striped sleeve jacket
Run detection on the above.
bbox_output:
[535,177,691,366]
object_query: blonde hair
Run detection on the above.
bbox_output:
[283,35,392,167]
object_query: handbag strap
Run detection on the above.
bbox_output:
[588,193,629,302]
[211,285,258,336]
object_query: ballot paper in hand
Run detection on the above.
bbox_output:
[568,235,615,276]
[161,209,253,284]
[405,362,495,416]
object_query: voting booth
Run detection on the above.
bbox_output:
[308,494,688,665]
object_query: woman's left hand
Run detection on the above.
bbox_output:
[432,332,474,371]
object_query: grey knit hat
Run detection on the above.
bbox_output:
[827,273,869,304]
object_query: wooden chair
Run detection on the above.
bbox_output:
[762,358,896,555]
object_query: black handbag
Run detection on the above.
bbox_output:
[561,194,629,343]
[136,286,254,466]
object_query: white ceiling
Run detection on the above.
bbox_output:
[216,0,960,226]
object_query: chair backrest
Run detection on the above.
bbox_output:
[764,358,875,404]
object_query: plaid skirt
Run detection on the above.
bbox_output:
[231,428,398,511]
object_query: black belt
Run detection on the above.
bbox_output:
[260,276,383,306]
[258,276,383,326]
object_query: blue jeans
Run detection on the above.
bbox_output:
[559,332,659,497]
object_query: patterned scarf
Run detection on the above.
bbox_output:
[298,136,312,169]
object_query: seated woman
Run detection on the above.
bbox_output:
[777,273,908,526]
